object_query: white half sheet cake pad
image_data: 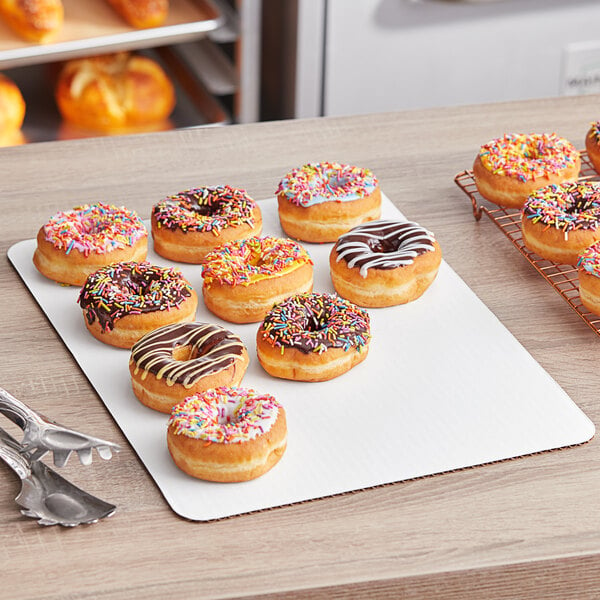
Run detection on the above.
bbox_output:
[7,196,595,521]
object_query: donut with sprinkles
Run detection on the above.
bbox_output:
[585,122,600,176]
[129,322,249,413]
[151,185,262,263]
[521,181,600,265]
[167,386,287,482]
[256,292,371,382]
[276,161,382,243]
[201,236,314,323]
[578,241,600,316]
[33,202,148,286]
[329,219,442,307]
[78,260,198,348]
[473,133,580,209]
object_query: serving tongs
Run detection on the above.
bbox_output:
[0,427,116,526]
[0,387,121,467]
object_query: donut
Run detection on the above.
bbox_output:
[256,292,371,382]
[129,322,249,413]
[578,242,600,316]
[151,185,262,263]
[521,181,600,265]
[167,386,287,482]
[201,236,314,323]
[78,261,198,348]
[585,122,600,174]
[473,133,580,209]
[276,162,382,243]
[329,220,442,307]
[33,203,148,286]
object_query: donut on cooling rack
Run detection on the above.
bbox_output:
[167,386,287,482]
[78,261,197,348]
[129,322,249,414]
[33,203,148,286]
[578,242,600,316]
[585,122,600,175]
[276,162,382,243]
[256,292,371,382]
[521,181,600,265]
[151,185,262,263]
[201,236,314,323]
[472,133,580,209]
[329,219,442,307]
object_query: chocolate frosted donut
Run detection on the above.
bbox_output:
[256,292,371,381]
[151,185,262,263]
[333,220,436,277]
[330,219,442,307]
[78,261,197,348]
[129,322,249,413]
[521,181,600,264]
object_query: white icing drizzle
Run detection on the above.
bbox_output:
[335,220,436,278]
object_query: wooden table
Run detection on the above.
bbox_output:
[2,95,600,599]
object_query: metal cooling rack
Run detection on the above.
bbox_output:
[454,151,600,337]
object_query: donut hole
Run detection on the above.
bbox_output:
[189,199,221,217]
[172,344,198,362]
[305,312,330,333]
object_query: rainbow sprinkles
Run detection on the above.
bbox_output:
[478,133,579,182]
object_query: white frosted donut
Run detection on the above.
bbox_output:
[167,386,287,482]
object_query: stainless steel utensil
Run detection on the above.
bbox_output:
[0,387,121,467]
[0,427,116,526]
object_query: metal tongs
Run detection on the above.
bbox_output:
[0,427,116,527]
[0,387,121,467]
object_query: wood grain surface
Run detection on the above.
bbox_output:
[2,95,600,599]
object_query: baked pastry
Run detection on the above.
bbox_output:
[0,0,63,43]
[55,52,175,133]
[578,242,600,316]
[167,386,287,482]
[106,0,168,29]
[276,162,381,243]
[201,236,314,323]
[521,181,600,265]
[585,122,600,175]
[129,322,249,414]
[33,202,148,286]
[256,292,371,382]
[78,261,197,348]
[152,185,262,263]
[473,133,580,209]
[330,219,442,307]
[0,74,25,146]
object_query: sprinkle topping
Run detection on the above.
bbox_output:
[168,386,281,443]
[478,133,579,182]
[334,220,436,278]
[78,261,193,331]
[152,185,258,235]
[42,202,147,256]
[202,236,312,287]
[260,292,371,354]
[522,181,600,235]
[590,121,600,143]
[578,241,600,278]
[276,162,378,207]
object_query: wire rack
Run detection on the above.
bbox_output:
[454,151,600,337]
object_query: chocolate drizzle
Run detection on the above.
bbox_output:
[334,220,436,278]
[131,322,246,387]
[78,261,193,331]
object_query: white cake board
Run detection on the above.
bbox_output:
[7,196,595,521]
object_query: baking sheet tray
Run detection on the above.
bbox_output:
[7,195,595,521]
[0,0,222,69]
